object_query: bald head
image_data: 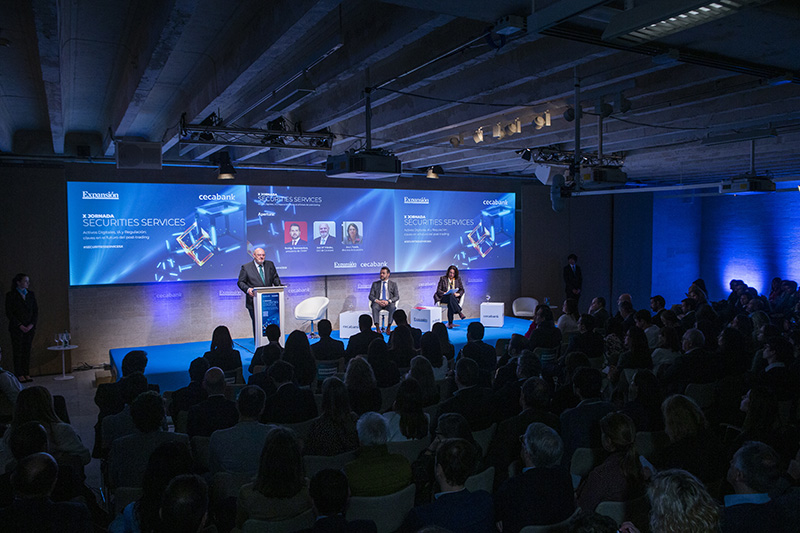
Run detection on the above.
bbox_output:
[203,367,226,395]
[12,452,58,498]
[253,248,266,266]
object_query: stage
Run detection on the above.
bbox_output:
[108,316,532,392]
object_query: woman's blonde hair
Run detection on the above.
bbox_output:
[662,394,706,443]
[648,469,720,532]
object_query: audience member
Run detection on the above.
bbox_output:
[620,369,663,432]
[633,310,660,349]
[556,299,580,335]
[602,317,625,367]
[402,438,493,532]
[345,315,382,361]
[560,368,616,464]
[390,310,422,350]
[753,336,795,401]
[366,337,401,387]
[169,357,209,418]
[649,326,681,375]
[0,345,23,414]
[384,378,429,442]
[284,330,317,388]
[345,412,412,497]
[495,334,529,384]
[659,328,720,393]
[528,306,562,350]
[109,390,188,489]
[388,324,417,369]
[186,367,238,437]
[495,423,574,532]
[650,295,666,327]
[576,412,646,511]
[434,358,494,433]
[301,469,377,533]
[0,452,91,533]
[303,377,359,457]
[310,319,345,362]
[431,322,455,362]
[101,371,149,458]
[420,331,447,380]
[569,510,618,533]
[203,325,242,374]
[261,360,318,424]
[457,322,497,380]
[159,474,209,533]
[236,427,311,528]
[209,385,270,475]
[588,297,610,328]
[248,323,283,373]
[615,325,652,371]
[618,300,635,332]
[564,314,603,360]
[344,357,382,416]
[493,350,541,421]
[407,356,440,407]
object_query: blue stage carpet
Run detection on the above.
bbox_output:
[109,316,532,392]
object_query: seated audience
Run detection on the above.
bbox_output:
[261,360,318,424]
[159,474,209,533]
[236,427,311,528]
[401,438,494,533]
[0,452,91,532]
[407,356,440,407]
[284,330,317,388]
[390,309,422,350]
[753,336,795,401]
[249,323,283,373]
[650,294,667,327]
[101,372,149,458]
[656,394,727,484]
[620,369,663,432]
[310,319,345,362]
[615,326,652,371]
[602,317,625,366]
[559,368,616,464]
[109,391,189,489]
[493,350,542,422]
[457,322,498,381]
[564,314,604,360]
[345,412,412,497]
[109,441,193,533]
[570,511,619,533]
[0,345,23,412]
[589,296,610,328]
[659,328,721,393]
[344,357,382,416]
[169,357,209,418]
[303,377,359,457]
[576,412,646,511]
[209,385,270,475]
[383,377,429,442]
[431,322,456,362]
[434,358,495,433]
[345,315,382,362]
[301,468,377,533]
[649,326,681,375]
[186,367,238,438]
[203,325,242,374]
[728,386,796,464]
[495,423,574,532]
[388,324,417,369]
[633,309,660,349]
[420,331,447,381]
[366,337,401,388]
[495,334,529,383]
[556,299,580,335]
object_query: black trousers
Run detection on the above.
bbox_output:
[9,327,33,376]
[440,294,462,323]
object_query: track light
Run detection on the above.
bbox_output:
[492,122,502,138]
[426,165,443,179]
[473,127,484,144]
[449,135,462,148]
[563,107,581,122]
[533,111,551,130]
[519,148,532,161]
[507,117,522,135]
[216,152,236,180]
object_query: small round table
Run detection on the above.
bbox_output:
[47,344,77,381]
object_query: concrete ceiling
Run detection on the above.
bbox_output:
[1,0,799,185]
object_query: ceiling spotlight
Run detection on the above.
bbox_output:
[216,151,236,180]
[617,94,632,113]
[493,122,502,138]
[473,127,484,144]
[519,148,532,161]
[426,165,443,179]
[449,135,462,148]
[507,117,522,135]
[596,102,614,118]
[533,111,552,129]
[563,107,581,122]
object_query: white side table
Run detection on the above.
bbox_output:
[480,302,505,327]
[410,306,442,332]
[338,311,361,339]
[47,344,77,381]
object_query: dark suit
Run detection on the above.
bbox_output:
[5,289,37,377]
[401,488,494,533]
[0,497,91,533]
[528,321,562,350]
[369,279,399,327]
[237,259,281,335]
[563,264,582,302]
[564,331,604,359]
[435,385,495,432]
[299,515,377,533]
[168,381,207,418]
[495,467,575,532]
[187,395,239,437]
[560,398,617,465]
[248,343,282,372]
[591,308,610,329]
[312,336,346,361]
[388,325,422,351]
[262,382,318,424]
[658,348,719,394]
[287,238,308,246]
[345,330,382,360]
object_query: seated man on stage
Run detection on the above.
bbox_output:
[369,267,399,333]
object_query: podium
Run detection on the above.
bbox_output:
[254,286,286,348]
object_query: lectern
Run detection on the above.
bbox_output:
[254,286,286,349]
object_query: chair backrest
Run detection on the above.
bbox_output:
[635,431,670,462]
[347,483,416,533]
[281,416,319,443]
[225,382,245,400]
[519,507,581,533]
[684,382,715,410]
[513,297,539,318]
[570,447,603,480]
[464,466,495,493]
[471,423,497,457]
[113,486,143,515]
[191,435,211,473]
[380,381,402,412]
[595,494,650,527]
[303,449,358,479]
[295,296,330,320]
[242,508,316,533]
[387,436,432,463]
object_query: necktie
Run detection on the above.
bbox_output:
[382,282,387,300]
[258,264,265,284]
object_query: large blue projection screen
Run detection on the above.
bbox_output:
[68,182,515,285]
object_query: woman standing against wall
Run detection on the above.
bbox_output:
[6,273,37,383]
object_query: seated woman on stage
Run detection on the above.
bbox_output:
[203,325,242,374]
[434,265,465,329]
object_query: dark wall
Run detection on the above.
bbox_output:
[612,193,654,313]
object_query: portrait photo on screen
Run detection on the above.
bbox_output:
[314,221,336,246]
[343,221,363,245]
[284,221,308,246]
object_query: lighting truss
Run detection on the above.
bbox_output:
[180,124,335,150]
[530,147,625,167]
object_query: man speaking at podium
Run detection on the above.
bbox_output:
[238,248,281,337]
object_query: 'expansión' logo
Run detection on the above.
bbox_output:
[82,191,119,200]
[404,196,429,204]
